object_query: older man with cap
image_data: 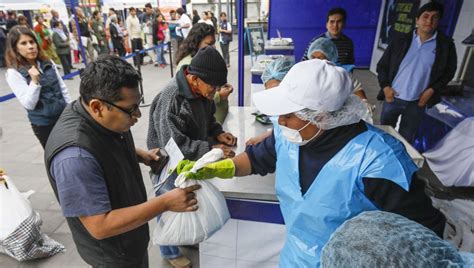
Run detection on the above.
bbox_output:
[176,59,445,267]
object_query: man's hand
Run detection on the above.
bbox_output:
[217,132,237,146]
[418,88,434,107]
[383,86,397,103]
[212,144,235,158]
[136,148,160,166]
[162,185,201,212]
[218,84,234,101]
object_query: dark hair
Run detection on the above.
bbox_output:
[17,15,28,26]
[193,9,198,16]
[51,21,61,28]
[34,15,42,22]
[129,7,136,12]
[5,25,48,69]
[80,55,142,104]
[417,1,444,19]
[220,12,227,17]
[145,3,152,9]
[327,7,347,23]
[176,23,215,64]
[176,8,185,15]
[93,10,100,17]
[109,8,116,13]
[170,10,176,15]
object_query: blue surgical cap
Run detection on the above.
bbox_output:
[306,38,338,63]
[321,211,466,267]
[261,57,294,84]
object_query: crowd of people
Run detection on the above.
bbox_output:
[0,5,232,71]
[2,1,470,268]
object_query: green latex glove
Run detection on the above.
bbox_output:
[176,159,196,174]
[178,159,235,180]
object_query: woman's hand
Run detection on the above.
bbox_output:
[28,66,41,85]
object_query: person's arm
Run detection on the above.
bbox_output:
[52,63,72,103]
[208,101,225,138]
[376,40,394,90]
[5,68,41,110]
[428,40,457,97]
[51,147,200,240]
[153,97,212,160]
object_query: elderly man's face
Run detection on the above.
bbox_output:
[278,113,322,141]
[264,79,281,89]
[326,14,344,37]
[310,51,328,60]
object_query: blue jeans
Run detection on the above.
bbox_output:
[156,41,167,65]
[380,98,425,143]
[153,173,181,260]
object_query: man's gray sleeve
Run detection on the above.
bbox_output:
[50,146,111,217]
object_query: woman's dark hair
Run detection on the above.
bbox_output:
[220,12,227,17]
[193,9,199,16]
[80,55,142,104]
[5,25,48,69]
[92,10,100,18]
[417,2,444,19]
[176,23,215,64]
[176,8,185,15]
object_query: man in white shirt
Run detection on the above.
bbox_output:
[126,7,143,66]
[176,8,191,39]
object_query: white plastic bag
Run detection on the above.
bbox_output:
[0,175,33,240]
[153,149,230,246]
[0,175,65,261]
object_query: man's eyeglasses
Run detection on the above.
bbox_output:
[98,97,143,117]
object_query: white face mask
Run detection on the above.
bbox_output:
[279,121,322,146]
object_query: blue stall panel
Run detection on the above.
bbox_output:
[268,0,382,67]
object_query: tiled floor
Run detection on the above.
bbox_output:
[0,41,380,267]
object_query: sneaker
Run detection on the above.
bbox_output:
[154,63,159,67]
[167,256,191,268]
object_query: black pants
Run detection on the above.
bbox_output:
[0,36,5,67]
[92,252,148,268]
[113,39,126,57]
[31,123,56,149]
[220,42,230,65]
[58,53,72,76]
[131,38,144,66]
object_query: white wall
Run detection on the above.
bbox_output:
[369,0,472,77]
[452,0,474,79]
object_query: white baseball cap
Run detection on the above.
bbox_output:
[252,59,353,116]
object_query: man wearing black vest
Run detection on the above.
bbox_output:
[44,56,200,267]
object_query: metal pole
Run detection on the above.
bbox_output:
[237,0,244,107]
[168,41,174,77]
[135,50,145,104]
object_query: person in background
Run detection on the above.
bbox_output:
[0,11,5,68]
[140,3,157,64]
[5,10,18,32]
[33,15,60,65]
[70,7,95,62]
[245,57,294,146]
[168,10,182,65]
[105,8,116,54]
[177,59,446,267]
[44,55,200,267]
[301,7,354,65]
[218,12,232,68]
[51,9,74,71]
[192,9,200,25]
[117,17,131,55]
[152,13,168,68]
[91,10,108,55]
[51,21,71,77]
[17,14,30,29]
[5,26,71,148]
[376,2,457,143]
[176,23,233,124]
[198,11,213,26]
[126,7,144,66]
[109,16,125,57]
[306,37,374,121]
[210,12,218,30]
[176,8,192,39]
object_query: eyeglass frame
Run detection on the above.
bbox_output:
[97,97,143,117]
